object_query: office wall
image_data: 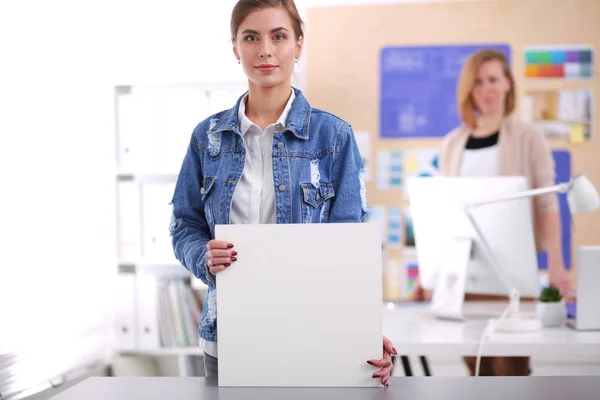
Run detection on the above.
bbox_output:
[305,0,600,297]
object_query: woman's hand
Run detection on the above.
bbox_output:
[548,265,571,298]
[206,240,237,275]
[367,335,396,386]
[411,278,431,302]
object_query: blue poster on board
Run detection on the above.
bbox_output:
[538,150,572,270]
[380,44,511,138]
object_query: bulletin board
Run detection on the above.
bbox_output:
[305,0,600,300]
[380,44,511,138]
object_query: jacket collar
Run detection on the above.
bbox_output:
[207,86,311,140]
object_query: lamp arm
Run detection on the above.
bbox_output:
[464,206,520,299]
[468,182,570,209]
[461,176,586,319]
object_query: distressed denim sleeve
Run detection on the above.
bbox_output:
[329,124,368,223]
[169,131,216,286]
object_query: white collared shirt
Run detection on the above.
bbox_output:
[201,88,295,358]
[230,88,295,225]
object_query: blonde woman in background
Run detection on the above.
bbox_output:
[415,49,571,376]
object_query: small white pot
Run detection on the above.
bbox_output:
[535,300,567,327]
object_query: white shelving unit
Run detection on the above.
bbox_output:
[113,81,245,376]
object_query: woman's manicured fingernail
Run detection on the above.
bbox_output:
[231,251,238,256]
[392,348,398,355]
[231,257,237,262]
[367,361,374,366]
[225,264,230,267]
[227,243,234,248]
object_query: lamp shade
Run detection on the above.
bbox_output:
[567,174,600,214]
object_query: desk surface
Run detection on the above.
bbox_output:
[384,301,600,357]
[50,376,600,400]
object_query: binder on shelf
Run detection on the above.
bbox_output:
[157,281,176,347]
[159,86,210,173]
[186,284,204,327]
[176,280,199,346]
[115,91,138,170]
[114,274,137,350]
[116,86,163,172]
[141,182,177,261]
[136,273,161,350]
[155,278,204,348]
[117,180,141,260]
[167,279,188,347]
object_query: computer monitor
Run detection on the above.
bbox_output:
[406,176,540,302]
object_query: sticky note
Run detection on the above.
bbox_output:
[405,155,418,172]
[565,63,581,78]
[539,52,552,64]
[525,51,540,64]
[566,51,580,62]
[580,63,592,78]
[550,51,566,64]
[550,65,564,77]
[569,124,585,144]
[539,65,553,77]
[579,50,592,63]
[526,65,540,77]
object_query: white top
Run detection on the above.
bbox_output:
[459,146,499,177]
[201,88,295,357]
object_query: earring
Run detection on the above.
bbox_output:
[238,60,240,64]
[295,58,298,64]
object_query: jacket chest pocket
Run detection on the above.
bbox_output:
[300,183,335,223]
[201,177,217,232]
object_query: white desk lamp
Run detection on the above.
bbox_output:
[465,174,600,333]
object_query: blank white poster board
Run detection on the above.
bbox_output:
[215,223,382,387]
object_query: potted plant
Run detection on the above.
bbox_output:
[535,285,567,327]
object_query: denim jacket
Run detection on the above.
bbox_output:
[170,87,367,342]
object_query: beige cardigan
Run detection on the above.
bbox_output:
[439,114,559,252]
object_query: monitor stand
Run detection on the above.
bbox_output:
[428,237,542,333]
[429,237,471,321]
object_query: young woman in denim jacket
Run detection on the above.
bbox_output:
[169,0,395,384]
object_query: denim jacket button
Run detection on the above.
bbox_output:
[279,184,286,192]
[200,187,205,195]
[277,142,284,149]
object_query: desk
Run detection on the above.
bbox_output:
[384,301,600,357]
[49,376,600,399]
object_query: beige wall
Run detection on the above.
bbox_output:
[306,0,600,299]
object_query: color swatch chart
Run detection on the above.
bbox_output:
[525,46,593,78]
